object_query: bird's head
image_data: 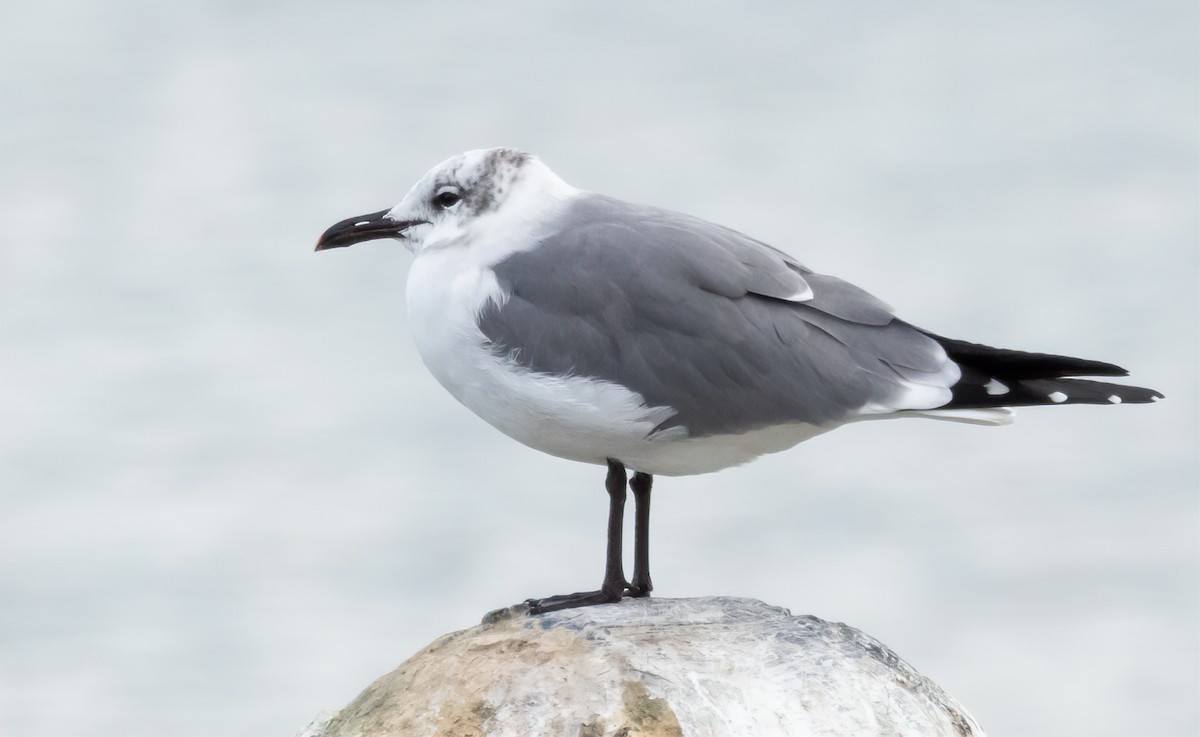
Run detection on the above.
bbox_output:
[316,147,574,256]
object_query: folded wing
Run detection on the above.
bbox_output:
[476,195,960,438]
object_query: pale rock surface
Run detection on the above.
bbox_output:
[301,597,984,737]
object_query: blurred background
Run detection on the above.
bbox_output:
[1,2,1196,735]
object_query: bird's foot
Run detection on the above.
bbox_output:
[525,582,626,614]
[625,575,653,598]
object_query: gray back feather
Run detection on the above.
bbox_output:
[477,194,946,437]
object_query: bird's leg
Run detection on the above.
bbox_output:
[626,471,653,597]
[526,459,630,614]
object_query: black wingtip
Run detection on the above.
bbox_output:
[920,330,1135,379]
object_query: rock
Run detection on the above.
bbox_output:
[305,597,984,737]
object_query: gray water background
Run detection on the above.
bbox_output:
[1,2,1197,735]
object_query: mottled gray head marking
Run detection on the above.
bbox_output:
[430,147,532,216]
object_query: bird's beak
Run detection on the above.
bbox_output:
[314,209,426,251]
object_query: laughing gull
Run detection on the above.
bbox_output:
[316,147,1161,613]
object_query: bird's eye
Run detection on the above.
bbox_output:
[434,190,462,209]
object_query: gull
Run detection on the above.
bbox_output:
[316,147,1161,613]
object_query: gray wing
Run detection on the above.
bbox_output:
[478,194,953,437]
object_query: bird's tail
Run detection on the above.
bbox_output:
[922,331,1164,409]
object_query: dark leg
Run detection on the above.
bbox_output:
[526,459,630,614]
[627,472,653,597]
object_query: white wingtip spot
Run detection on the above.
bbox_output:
[1108,395,1122,404]
[984,379,1009,396]
[1048,391,1068,404]
[354,221,371,227]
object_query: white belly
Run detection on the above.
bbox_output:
[405,248,834,476]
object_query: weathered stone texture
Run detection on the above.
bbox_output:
[302,597,983,737]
